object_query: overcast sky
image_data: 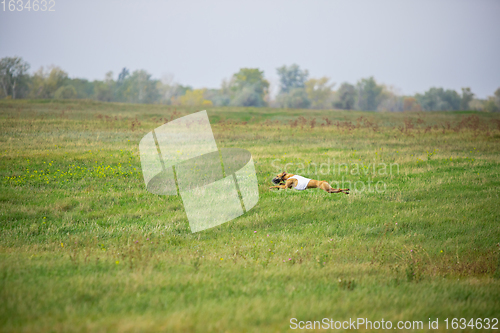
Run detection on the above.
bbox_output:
[1,0,499,98]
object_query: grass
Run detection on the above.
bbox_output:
[1,99,500,332]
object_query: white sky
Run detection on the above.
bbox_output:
[1,0,499,98]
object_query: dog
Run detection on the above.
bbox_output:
[270,172,349,194]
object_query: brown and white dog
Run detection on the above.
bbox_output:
[270,172,349,194]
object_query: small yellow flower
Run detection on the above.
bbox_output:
[220,258,223,260]
[61,243,64,247]
[116,261,119,264]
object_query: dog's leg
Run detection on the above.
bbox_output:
[321,182,349,194]
[319,182,333,193]
[329,188,350,194]
[269,180,294,190]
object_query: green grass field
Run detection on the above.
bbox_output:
[1,100,500,332]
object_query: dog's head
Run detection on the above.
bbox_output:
[272,171,288,185]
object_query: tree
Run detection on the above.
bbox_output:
[484,99,499,112]
[403,97,421,111]
[94,71,115,102]
[204,87,230,106]
[117,67,129,82]
[46,67,69,96]
[276,64,308,94]
[157,82,189,105]
[229,68,269,107]
[276,64,310,108]
[494,87,500,107]
[94,82,113,102]
[114,68,131,101]
[460,87,474,110]
[67,78,94,98]
[356,77,384,111]
[377,90,404,112]
[334,83,356,110]
[415,87,461,111]
[29,66,68,99]
[54,85,77,99]
[0,56,30,99]
[484,88,500,112]
[120,70,160,104]
[156,74,193,105]
[305,77,335,109]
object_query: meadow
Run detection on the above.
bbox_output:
[1,99,500,332]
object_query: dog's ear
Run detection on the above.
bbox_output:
[283,172,287,176]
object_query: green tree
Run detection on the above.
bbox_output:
[117,68,129,82]
[54,85,77,99]
[67,78,94,99]
[229,68,269,107]
[415,87,461,111]
[276,64,310,108]
[276,64,308,94]
[94,71,115,102]
[494,87,500,107]
[94,82,113,102]
[484,88,500,112]
[0,56,30,99]
[114,68,130,101]
[204,87,230,106]
[334,82,356,110]
[484,99,499,112]
[377,88,404,112]
[356,77,384,111]
[121,70,159,104]
[29,66,68,99]
[460,87,474,110]
[305,77,335,109]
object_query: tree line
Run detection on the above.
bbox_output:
[1,56,499,112]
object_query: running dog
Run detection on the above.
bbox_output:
[270,172,349,194]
